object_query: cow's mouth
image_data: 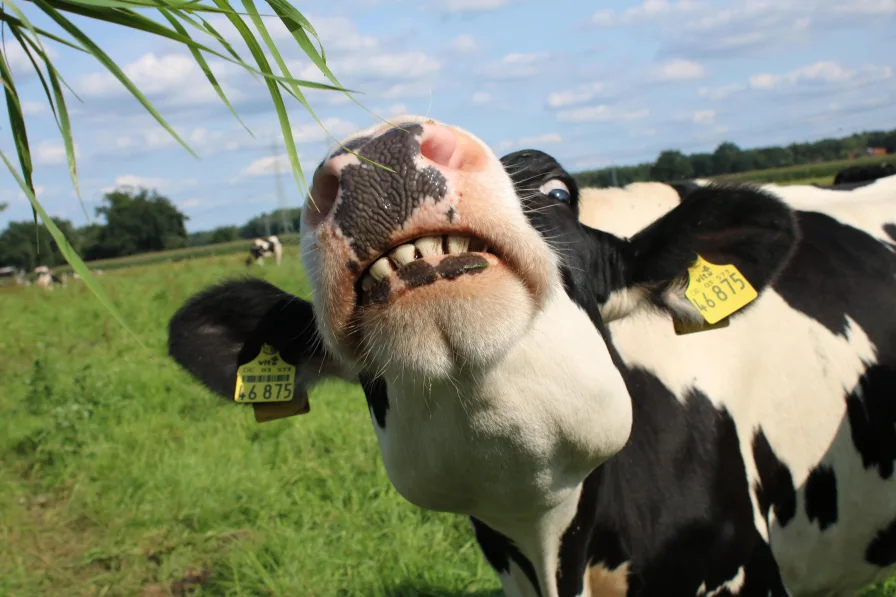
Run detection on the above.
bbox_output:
[356,234,501,305]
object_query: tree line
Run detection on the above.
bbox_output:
[575,128,896,187]
[2,126,895,271]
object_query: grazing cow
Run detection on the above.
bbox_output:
[833,162,895,186]
[167,117,896,597]
[33,265,64,290]
[246,236,283,266]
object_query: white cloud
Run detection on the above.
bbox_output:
[480,52,551,80]
[650,59,705,81]
[103,175,170,193]
[591,0,704,27]
[692,109,716,124]
[472,91,492,104]
[438,0,515,14]
[700,61,893,100]
[546,82,612,108]
[21,101,46,116]
[33,141,71,166]
[497,133,562,152]
[381,82,437,99]
[832,0,896,14]
[556,105,649,123]
[291,118,358,145]
[178,198,203,209]
[77,53,235,107]
[242,155,295,177]
[451,34,479,53]
[332,52,441,81]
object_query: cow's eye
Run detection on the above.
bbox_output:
[539,179,570,202]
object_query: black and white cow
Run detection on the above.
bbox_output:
[33,265,65,290]
[833,162,895,187]
[167,116,896,597]
[245,235,283,267]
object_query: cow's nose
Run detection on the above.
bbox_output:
[303,122,478,234]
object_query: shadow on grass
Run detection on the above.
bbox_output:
[383,583,503,597]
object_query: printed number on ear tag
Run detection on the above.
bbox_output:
[234,344,297,403]
[685,255,758,325]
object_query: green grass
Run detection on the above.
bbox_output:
[3,246,896,597]
[0,255,501,597]
[711,153,896,185]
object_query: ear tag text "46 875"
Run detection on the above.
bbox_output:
[684,255,758,325]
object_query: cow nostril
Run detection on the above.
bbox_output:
[306,169,340,226]
[420,125,459,169]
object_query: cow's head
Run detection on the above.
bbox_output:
[168,117,797,526]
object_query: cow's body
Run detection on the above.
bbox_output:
[246,235,283,266]
[33,265,64,290]
[168,118,896,597]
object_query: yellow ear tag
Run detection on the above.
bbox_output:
[234,344,297,404]
[684,255,758,325]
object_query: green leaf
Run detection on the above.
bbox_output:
[31,0,199,159]
[0,34,38,227]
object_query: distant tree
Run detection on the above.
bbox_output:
[651,150,694,181]
[0,218,78,270]
[712,142,743,174]
[86,187,188,260]
[689,153,714,177]
[211,226,239,244]
[0,202,7,213]
[239,208,302,239]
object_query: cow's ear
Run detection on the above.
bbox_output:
[624,182,799,324]
[167,277,356,401]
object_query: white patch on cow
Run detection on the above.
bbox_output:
[696,566,745,597]
[368,292,631,596]
[601,286,648,322]
[607,289,894,593]
[578,183,683,238]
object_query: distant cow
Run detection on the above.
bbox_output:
[33,265,65,290]
[833,162,895,186]
[245,236,282,266]
[168,117,896,597]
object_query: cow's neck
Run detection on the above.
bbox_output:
[365,290,633,597]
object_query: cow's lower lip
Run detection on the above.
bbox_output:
[356,252,496,306]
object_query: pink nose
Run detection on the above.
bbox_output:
[304,121,479,232]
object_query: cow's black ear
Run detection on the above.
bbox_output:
[623,182,799,324]
[167,277,355,400]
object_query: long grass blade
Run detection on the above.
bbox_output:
[31,0,199,159]
[0,149,147,350]
[0,36,38,226]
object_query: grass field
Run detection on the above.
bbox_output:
[0,256,502,597]
[4,254,896,597]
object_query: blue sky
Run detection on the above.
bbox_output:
[1,0,894,232]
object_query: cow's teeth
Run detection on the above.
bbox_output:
[446,236,469,255]
[369,257,393,281]
[389,243,417,267]
[415,236,444,258]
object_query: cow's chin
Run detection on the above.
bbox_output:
[355,263,537,380]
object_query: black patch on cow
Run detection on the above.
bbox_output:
[447,205,457,223]
[867,518,896,567]
[332,124,449,260]
[397,260,439,288]
[436,254,489,279]
[773,211,896,348]
[470,517,543,597]
[359,373,389,428]
[666,180,702,202]
[815,180,877,191]
[751,429,796,527]
[884,224,896,243]
[369,278,391,305]
[845,364,896,479]
[167,278,326,400]
[346,260,361,276]
[805,465,838,531]
[555,365,788,597]
[833,162,895,186]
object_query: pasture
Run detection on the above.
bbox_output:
[0,253,501,597]
[3,177,896,596]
